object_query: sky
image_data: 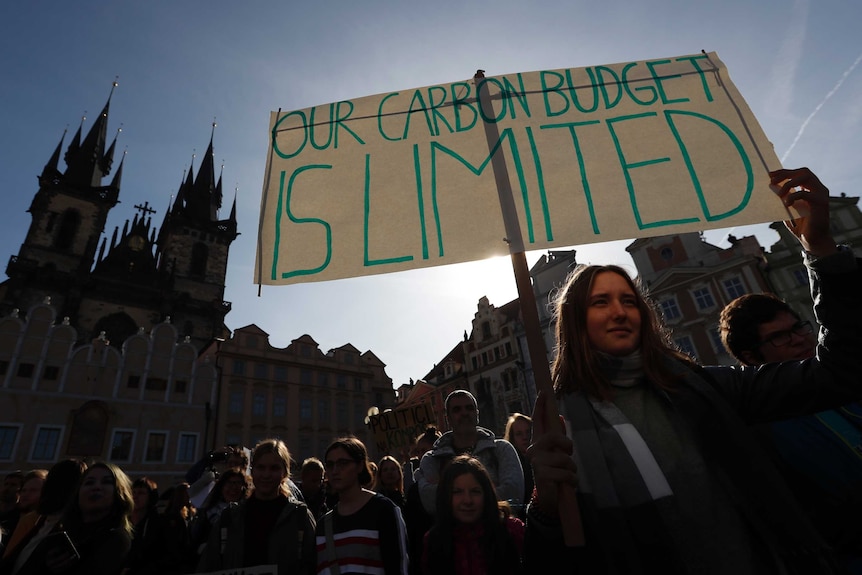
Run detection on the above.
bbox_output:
[1,1,860,389]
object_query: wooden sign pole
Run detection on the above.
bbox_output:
[474,70,584,546]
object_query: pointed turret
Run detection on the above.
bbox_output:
[41,129,66,181]
[64,82,117,189]
[109,150,125,193]
[64,118,84,165]
[190,128,216,221]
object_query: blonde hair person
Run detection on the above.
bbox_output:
[197,438,317,575]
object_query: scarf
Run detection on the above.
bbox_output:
[561,351,685,573]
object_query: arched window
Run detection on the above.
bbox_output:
[190,243,208,277]
[93,312,138,349]
[54,209,81,250]
[67,401,109,457]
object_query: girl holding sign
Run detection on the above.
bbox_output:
[525,168,862,574]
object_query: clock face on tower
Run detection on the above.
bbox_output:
[128,235,145,251]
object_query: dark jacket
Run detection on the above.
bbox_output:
[525,251,861,574]
[197,495,316,575]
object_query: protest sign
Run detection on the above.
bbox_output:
[367,403,435,454]
[256,52,787,285]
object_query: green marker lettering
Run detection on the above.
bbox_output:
[565,67,599,113]
[664,110,753,221]
[595,66,623,110]
[428,86,455,136]
[540,120,602,234]
[646,59,689,105]
[541,71,569,117]
[273,165,332,280]
[450,82,478,132]
[675,54,714,102]
[621,62,657,106]
[378,92,402,141]
[334,101,365,148]
[309,104,334,151]
[502,73,531,119]
[364,154,414,266]
[607,113,699,230]
[476,78,508,123]
[272,110,308,160]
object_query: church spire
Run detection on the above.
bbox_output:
[190,122,217,221]
[41,128,66,181]
[64,81,118,189]
[109,149,126,192]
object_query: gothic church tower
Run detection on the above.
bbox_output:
[0,90,238,352]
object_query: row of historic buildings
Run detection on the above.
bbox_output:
[2,88,861,482]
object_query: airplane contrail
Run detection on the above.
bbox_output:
[781,51,862,163]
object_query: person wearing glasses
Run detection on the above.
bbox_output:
[415,390,523,517]
[720,291,862,573]
[526,167,862,574]
[316,437,408,575]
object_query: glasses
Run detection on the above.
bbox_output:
[759,320,814,348]
[325,458,356,471]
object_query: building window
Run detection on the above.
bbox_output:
[31,426,62,461]
[336,399,348,428]
[708,326,725,353]
[660,297,681,321]
[177,433,197,463]
[505,342,512,356]
[723,277,746,300]
[692,287,716,310]
[375,392,384,406]
[252,392,266,417]
[127,375,140,389]
[254,363,268,379]
[317,372,329,387]
[17,363,34,378]
[301,344,312,358]
[229,391,244,415]
[471,357,478,370]
[246,335,258,349]
[274,366,288,382]
[43,365,60,381]
[344,353,354,365]
[337,375,347,389]
[232,360,246,376]
[353,378,363,391]
[144,432,167,462]
[660,247,674,261]
[792,268,808,286]
[145,377,167,391]
[318,398,330,423]
[0,425,20,460]
[273,395,286,418]
[226,434,241,447]
[109,430,135,462]
[482,321,491,340]
[301,369,313,386]
[674,336,698,360]
[354,404,365,427]
[190,243,208,277]
[300,398,312,423]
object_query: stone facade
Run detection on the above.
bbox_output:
[203,325,396,469]
[0,299,218,484]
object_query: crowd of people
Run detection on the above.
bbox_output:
[0,167,860,574]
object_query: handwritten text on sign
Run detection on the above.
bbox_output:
[368,403,435,455]
[256,52,786,285]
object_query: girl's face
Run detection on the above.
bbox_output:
[509,419,531,455]
[378,460,400,490]
[451,472,483,524]
[78,467,116,520]
[251,452,287,500]
[585,271,642,356]
[17,477,44,512]
[132,486,151,511]
[325,447,360,493]
[221,475,246,503]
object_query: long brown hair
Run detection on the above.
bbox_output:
[551,264,693,399]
